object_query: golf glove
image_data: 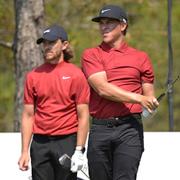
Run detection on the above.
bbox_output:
[70,149,84,172]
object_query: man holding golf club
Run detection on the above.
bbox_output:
[18,24,89,180]
[81,4,159,180]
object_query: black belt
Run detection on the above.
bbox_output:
[92,113,141,127]
[33,133,76,141]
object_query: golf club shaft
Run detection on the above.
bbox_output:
[157,75,179,102]
[142,75,179,119]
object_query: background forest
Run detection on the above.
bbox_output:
[0,0,180,131]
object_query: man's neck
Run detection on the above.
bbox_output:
[45,55,64,64]
[109,36,124,49]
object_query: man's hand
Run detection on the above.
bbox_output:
[70,150,84,172]
[140,96,159,113]
[18,152,30,171]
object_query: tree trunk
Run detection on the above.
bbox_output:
[13,0,44,131]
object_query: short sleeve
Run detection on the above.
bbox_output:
[24,72,35,104]
[140,53,154,84]
[71,70,90,105]
[81,48,105,78]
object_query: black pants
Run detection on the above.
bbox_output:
[30,133,77,180]
[87,114,144,180]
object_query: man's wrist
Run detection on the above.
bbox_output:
[75,146,85,153]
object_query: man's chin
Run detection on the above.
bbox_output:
[102,35,111,43]
[103,39,111,44]
[44,55,54,61]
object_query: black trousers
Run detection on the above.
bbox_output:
[87,114,144,180]
[30,133,77,180]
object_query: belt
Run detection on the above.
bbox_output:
[92,113,141,127]
[33,133,75,141]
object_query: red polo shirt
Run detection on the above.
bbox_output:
[24,61,89,135]
[81,41,154,118]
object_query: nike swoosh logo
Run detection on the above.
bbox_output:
[62,76,71,80]
[44,29,50,34]
[101,9,111,14]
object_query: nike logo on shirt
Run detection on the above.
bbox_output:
[62,76,71,80]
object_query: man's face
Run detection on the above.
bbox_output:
[98,18,127,45]
[42,39,66,63]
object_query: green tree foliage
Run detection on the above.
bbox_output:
[0,0,14,131]
[0,0,180,131]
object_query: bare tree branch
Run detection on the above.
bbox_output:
[0,40,13,49]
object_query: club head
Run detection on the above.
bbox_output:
[59,154,71,169]
[59,154,90,179]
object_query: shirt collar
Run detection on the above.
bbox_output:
[100,41,128,53]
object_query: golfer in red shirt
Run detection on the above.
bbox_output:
[18,24,90,180]
[82,4,159,180]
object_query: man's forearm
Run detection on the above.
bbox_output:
[95,81,143,104]
[77,119,89,147]
[76,104,89,148]
[21,105,34,154]
[21,116,33,153]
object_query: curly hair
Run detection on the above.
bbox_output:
[63,43,74,61]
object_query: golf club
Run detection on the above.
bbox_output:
[59,154,89,179]
[142,75,179,119]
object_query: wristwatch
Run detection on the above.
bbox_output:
[76,146,85,153]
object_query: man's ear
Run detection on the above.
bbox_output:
[62,41,69,50]
[120,23,128,32]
